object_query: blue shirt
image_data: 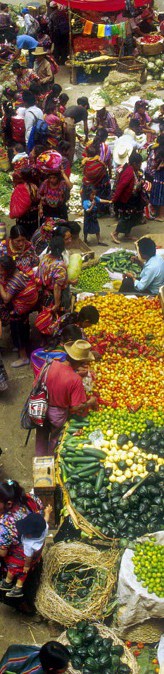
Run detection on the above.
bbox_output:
[16,35,38,49]
[83,197,100,211]
[134,254,164,295]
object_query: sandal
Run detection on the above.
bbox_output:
[11,359,30,368]
[111,232,120,244]
[6,586,24,598]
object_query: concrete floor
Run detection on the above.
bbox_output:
[0,62,164,658]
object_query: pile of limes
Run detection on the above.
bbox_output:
[78,264,109,293]
[132,539,164,598]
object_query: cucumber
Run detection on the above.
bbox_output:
[84,448,105,459]
[60,464,68,482]
[64,456,100,465]
[95,467,106,492]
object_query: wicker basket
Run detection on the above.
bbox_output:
[58,623,138,674]
[118,57,145,73]
[35,541,119,625]
[136,36,164,56]
[118,618,164,644]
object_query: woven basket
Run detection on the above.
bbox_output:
[136,36,164,55]
[118,618,164,644]
[35,541,119,626]
[118,58,144,73]
[57,623,138,674]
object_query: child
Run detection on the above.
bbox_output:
[82,186,110,245]
[2,504,52,598]
[59,93,69,115]
[12,144,28,165]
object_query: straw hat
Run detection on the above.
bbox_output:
[32,46,48,56]
[64,340,94,362]
[113,137,133,166]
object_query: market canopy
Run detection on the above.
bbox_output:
[62,0,149,11]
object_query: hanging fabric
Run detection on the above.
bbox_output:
[83,20,93,35]
[105,24,112,37]
[97,23,105,37]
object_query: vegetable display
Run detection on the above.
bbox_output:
[100,251,141,276]
[52,564,106,605]
[77,264,110,292]
[58,292,164,542]
[0,172,12,213]
[66,621,132,673]
[132,538,164,598]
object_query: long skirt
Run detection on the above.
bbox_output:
[35,405,68,456]
[150,167,164,207]
[96,174,111,214]
[43,203,68,220]
[0,355,8,392]
[10,313,30,353]
[16,208,38,240]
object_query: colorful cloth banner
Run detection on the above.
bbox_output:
[83,18,126,38]
[97,23,105,37]
[83,20,93,34]
[105,25,112,37]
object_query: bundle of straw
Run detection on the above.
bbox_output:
[35,542,119,626]
[58,623,139,674]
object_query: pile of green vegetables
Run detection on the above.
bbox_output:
[66,621,131,673]
[144,54,164,82]
[52,564,105,605]
[100,251,141,276]
[0,172,12,212]
[136,420,164,457]
[60,423,164,539]
[77,264,109,292]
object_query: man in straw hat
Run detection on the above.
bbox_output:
[35,340,96,456]
[32,46,56,92]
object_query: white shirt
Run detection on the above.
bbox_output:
[21,523,49,557]
[24,105,43,143]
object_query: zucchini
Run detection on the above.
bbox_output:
[60,464,68,482]
[84,448,105,459]
[64,456,100,465]
[95,467,105,493]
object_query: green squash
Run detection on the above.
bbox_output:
[85,657,97,670]
[71,655,83,669]
[111,645,124,656]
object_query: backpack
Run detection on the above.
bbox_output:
[46,54,58,76]
[11,116,25,143]
[20,361,51,429]
[10,183,32,218]
[27,119,48,154]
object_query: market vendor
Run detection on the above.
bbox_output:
[32,46,57,93]
[0,640,70,674]
[35,339,96,455]
[15,35,39,69]
[65,98,89,165]
[94,106,122,137]
[12,61,39,93]
[120,237,164,295]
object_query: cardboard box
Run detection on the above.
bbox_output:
[33,457,55,488]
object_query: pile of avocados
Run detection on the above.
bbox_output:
[68,471,164,540]
[66,621,131,673]
[53,564,97,604]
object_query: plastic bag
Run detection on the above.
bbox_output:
[67,253,82,282]
[117,532,164,632]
